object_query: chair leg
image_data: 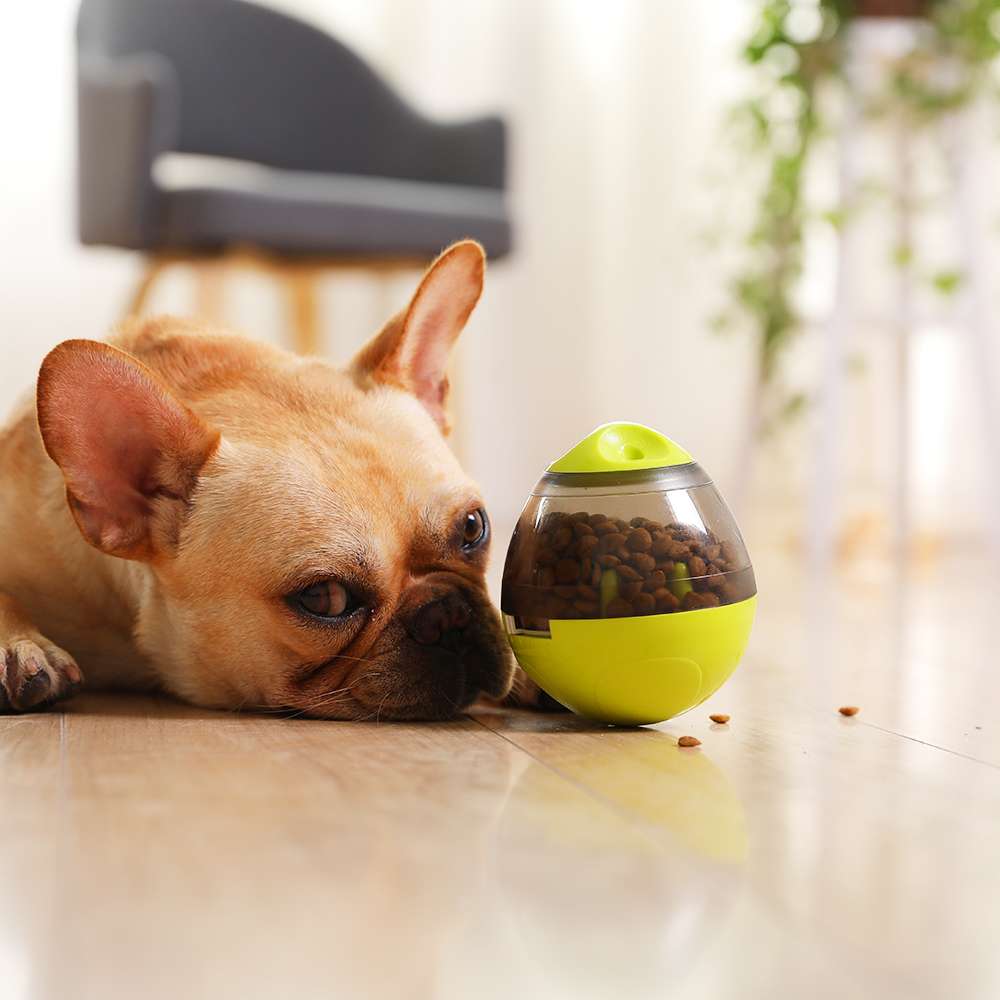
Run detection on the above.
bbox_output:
[194,259,226,323]
[125,257,166,319]
[285,268,321,356]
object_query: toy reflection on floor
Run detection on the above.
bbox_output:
[501,423,756,725]
[488,722,747,999]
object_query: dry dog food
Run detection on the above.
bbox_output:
[677,735,701,748]
[838,706,860,717]
[502,510,755,628]
[709,713,730,724]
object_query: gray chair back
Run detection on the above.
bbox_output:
[77,0,504,188]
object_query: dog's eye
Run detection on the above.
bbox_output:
[461,508,489,549]
[291,580,356,619]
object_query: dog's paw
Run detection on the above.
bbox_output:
[0,637,83,713]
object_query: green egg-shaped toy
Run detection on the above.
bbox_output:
[501,422,756,725]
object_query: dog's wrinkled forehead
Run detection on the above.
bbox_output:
[180,383,478,591]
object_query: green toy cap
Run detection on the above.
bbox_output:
[547,422,693,474]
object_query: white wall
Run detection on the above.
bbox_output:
[1,1,136,397]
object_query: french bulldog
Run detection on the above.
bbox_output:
[0,240,528,720]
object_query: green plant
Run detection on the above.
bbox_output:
[721,0,1000,434]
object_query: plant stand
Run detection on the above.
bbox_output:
[808,17,1000,567]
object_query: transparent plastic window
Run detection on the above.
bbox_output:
[500,484,755,632]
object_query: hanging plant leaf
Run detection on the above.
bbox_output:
[892,244,915,267]
[719,0,1000,432]
[930,269,964,295]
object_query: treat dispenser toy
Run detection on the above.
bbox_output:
[501,422,756,725]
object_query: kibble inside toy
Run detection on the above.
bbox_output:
[500,422,756,725]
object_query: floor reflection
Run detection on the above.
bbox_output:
[451,723,748,999]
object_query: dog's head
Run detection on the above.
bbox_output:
[36,241,514,719]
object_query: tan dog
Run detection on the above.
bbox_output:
[0,241,520,719]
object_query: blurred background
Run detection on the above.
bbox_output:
[3,0,1000,571]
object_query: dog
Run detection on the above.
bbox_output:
[0,240,535,720]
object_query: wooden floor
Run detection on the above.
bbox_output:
[2,546,998,1000]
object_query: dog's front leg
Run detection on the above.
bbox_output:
[0,593,83,713]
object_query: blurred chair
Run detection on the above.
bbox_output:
[76,0,512,354]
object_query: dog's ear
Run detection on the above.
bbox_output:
[36,339,220,560]
[351,240,486,433]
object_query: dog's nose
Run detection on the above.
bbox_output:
[406,591,472,646]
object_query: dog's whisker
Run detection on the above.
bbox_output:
[295,677,397,717]
[298,693,356,716]
[246,666,412,721]
[302,684,353,703]
[375,690,393,724]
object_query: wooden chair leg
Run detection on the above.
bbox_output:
[286,268,321,356]
[194,259,227,323]
[125,257,166,319]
